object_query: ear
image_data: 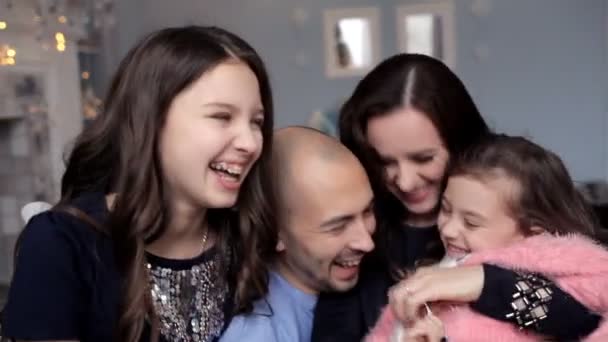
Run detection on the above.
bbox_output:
[528,225,545,235]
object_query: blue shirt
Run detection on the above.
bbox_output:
[220,271,318,342]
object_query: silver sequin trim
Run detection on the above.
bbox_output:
[147,252,228,342]
[505,273,553,329]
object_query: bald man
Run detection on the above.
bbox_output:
[220,126,376,342]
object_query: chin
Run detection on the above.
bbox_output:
[329,278,359,292]
[405,197,439,216]
[397,188,441,216]
[204,194,239,209]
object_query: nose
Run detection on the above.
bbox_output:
[349,217,375,253]
[233,121,260,154]
[395,161,418,193]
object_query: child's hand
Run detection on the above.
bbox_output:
[389,265,484,324]
[404,313,446,342]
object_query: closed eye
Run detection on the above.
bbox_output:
[251,116,265,128]
[464,219,481,230]
[210,112,232,121]
[411,154,434,164]
[326,224,347,234]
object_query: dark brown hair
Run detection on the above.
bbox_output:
[57,26,276,341]
[339,54,491,265]
[449,134,597,237]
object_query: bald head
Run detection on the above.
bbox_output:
[273,126,356,169]
[271,126,369,214]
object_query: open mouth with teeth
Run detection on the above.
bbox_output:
[332,258,362,281]
[445,243,470,258]
[210,162,244,184]
[334,259,361,268]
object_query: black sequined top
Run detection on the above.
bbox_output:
[1,192,234,342]
[146,247,230,342]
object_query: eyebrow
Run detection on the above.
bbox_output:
[406,148,437,156]
[203,102,264,115]
[202,102,238,110]
[378,148,437,161]
[319,214,352,229]
[319,199,375,229]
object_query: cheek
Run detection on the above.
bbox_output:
[307,236,345,264]
[164,120,221,159]
[464,231,495,252]
[158,128,193,178]
[467,227,522,251]
[287,232,332,263]
[425,159,448,183]
[185,135,221,166]
[383,164,398,182]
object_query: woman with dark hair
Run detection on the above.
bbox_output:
[312,54,601,341]
[1,25,276,342]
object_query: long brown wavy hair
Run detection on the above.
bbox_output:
[449,134,598,238]
[57,26,276,341]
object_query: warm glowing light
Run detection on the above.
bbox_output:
[0,21,6,30]
[0,45,16,65]
[81,71,90,79]
[55,32,67,51]
[58,16,67,24]
[1,57,15,65]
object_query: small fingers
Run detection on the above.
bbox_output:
[389,282,427,325]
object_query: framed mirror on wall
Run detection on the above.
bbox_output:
[396,1,455,68]
[323,7,380,78]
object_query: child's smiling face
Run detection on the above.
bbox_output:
[438,174,528,258]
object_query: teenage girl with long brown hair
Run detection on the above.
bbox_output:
[2,25,276,342]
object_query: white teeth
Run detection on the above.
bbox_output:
[227,166,242,175]
[210,162,243,176]
[336,259,361,268]
[447,244,470,258]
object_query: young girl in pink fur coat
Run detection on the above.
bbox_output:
[367,134,608,342]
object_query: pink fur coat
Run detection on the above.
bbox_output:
[366,234,608,342]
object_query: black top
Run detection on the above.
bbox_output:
[1,192,233,342]
[311,223,601,342]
